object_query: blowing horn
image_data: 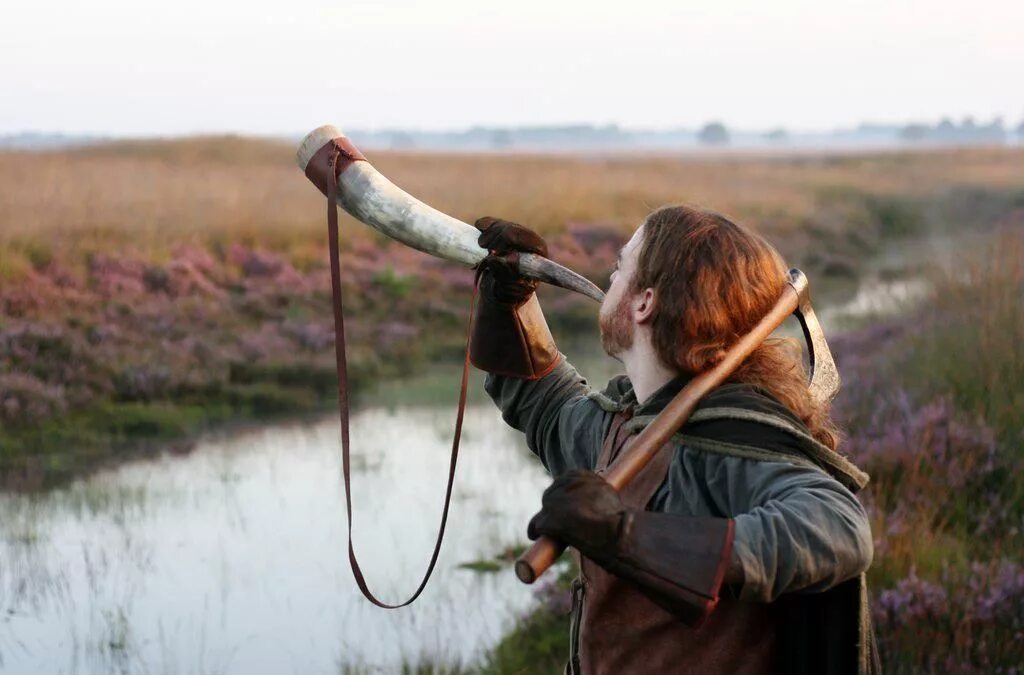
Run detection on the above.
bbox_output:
[296,125,605,303]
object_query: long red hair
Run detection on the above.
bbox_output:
[633,205,840,451]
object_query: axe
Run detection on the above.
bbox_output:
[515,268,841,583]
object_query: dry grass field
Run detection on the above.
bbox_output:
[2,138,1023,280]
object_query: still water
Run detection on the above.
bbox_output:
[0,398,567,674]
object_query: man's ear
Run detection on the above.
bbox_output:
[633,287,657,324]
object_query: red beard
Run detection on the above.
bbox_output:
[599,290,634,357]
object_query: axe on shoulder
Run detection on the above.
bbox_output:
[515,268,841,583]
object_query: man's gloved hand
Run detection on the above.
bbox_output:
[474,217,548,306]
[527,469,736,627]
[476,216,549,257]
[468,216,559,380]
[527,469,626,561]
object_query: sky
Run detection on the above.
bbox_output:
[1,0,1021,136]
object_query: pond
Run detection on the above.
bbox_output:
[0,395,570,673]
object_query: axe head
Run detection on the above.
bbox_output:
[786,269,841,404]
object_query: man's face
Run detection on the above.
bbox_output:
[599,225,644,358]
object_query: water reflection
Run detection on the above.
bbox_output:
[0,405,558,673]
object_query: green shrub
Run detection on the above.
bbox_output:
[229,361,338,397]
[865,195,925,237]
[224,383,316,416]
[372,267,418,299]
[479,608,569,675]
[89,402,204,438]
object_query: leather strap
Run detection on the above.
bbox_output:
[304,135,366,197]
[321,141,476,608]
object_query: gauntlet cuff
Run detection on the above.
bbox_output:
[598,511,735,627]
[470,293,561,379]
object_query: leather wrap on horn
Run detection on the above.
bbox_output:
[296,125,605,303]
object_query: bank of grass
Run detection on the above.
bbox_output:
[0,353,416,488]
[478,562,579,675]
[864,231,1024,671]
[0,385,319,487]
[903,231,1024,445]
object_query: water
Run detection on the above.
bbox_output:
[0,404,565,674]
[819,277,930,327]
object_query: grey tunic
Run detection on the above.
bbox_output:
[485,356,874,603]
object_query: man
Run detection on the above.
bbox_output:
[470,205,879,674]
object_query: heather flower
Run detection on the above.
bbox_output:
[873,560,1024,670]
[876,567,949,624]
[237,324,294,361]
[969,561,1024,624]
[88,254,147,296]
[0,372,67,425]
[171,244,217,273]
[163,260,227,299]
[282,321,334,352]
[113,365,172,401]
[227,244,286,277]
[842,392,1000,523]
[376,321,419,349]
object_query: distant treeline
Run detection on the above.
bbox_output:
[344,117,1024,152]
[897,117,1010,144]
[3,117,1022,152]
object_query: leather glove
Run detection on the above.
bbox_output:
[474,216,549,305]
[528,469,736,627]
[469,217,560,379]
[477,216,549,257]
[527,469,627,555]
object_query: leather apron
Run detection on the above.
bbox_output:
[568,409,778,675]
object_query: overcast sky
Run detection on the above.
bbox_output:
[1,0,1021,136]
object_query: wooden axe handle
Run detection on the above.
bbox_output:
[515,279,802,584]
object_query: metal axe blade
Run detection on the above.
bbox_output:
[786,269,841,404]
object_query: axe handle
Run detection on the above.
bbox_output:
[515,283,801,584]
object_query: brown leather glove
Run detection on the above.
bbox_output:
[527,469,627,552]
[528,469,735,626]
[470,217,560,379]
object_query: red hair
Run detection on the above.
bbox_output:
[633,205,840,451]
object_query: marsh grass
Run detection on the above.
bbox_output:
[831,231,1024,671]
[478,561,578,675]
[2,140,1023,279]
[903,230,1024,445]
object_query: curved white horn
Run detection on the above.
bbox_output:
[297,125,605,303]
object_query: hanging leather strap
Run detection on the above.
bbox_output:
[322,143,477,608]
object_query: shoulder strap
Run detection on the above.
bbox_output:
[689,407,869,491]
[596,409,633,470]
[622,406,869,493]
[322,145,475,608]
